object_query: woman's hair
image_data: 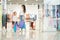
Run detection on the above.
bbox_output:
[22,5,26,13]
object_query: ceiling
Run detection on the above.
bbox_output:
[7,0,43,4]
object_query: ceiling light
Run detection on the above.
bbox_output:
[24,0,27,1]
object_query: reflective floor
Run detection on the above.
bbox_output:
[0,30,60,40]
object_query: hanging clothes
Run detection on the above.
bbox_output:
[30,22,34,29]
[2,14,7,28]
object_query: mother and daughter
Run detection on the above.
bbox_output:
[12,5,30,32]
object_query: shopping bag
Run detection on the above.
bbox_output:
[19,20,26,29]
[13,23,17,32]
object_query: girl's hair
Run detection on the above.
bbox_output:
[22,5,26,13]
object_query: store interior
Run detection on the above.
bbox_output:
[0,0,60,40]
[0,0,60,32]
[1,0,44,32]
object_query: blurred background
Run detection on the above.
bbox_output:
[0,0,60,40]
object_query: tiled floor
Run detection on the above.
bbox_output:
[0,30,60,40]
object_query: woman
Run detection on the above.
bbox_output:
[17,5,30,32]
[19,5,26,31]
[21,5,30,34]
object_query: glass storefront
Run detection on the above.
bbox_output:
[44,0,60,31]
